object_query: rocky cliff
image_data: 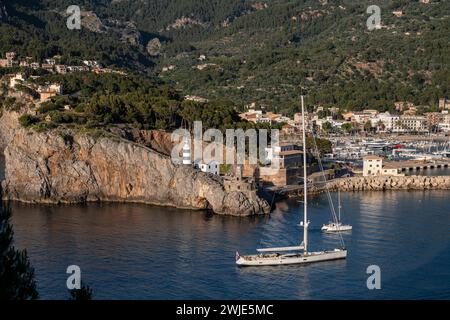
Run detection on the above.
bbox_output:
[0,111,270,216]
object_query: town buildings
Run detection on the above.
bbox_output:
[439,98,450,110]
[265,143,304,169]
[438,112,450,132]
[239,109,291,125]
[0,52,17,68]
[38,84,63,102]
[258,143,305,186]
[0,52,124,75]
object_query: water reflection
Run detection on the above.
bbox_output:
[8,190,450,299]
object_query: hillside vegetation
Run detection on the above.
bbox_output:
[1,0,449,114]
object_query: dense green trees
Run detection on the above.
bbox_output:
[3,0,450,113]
[306,136,332,156]
[341,122,356,134]
[21,73,262,132]
[156,0,450,111]
[18,114,38,127]
[0,0,154,71]
[69,283,93,300]
[0,204,38,300]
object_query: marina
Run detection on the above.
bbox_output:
[325,137,450,163]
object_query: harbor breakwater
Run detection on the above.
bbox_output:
[327,175,450,192]
[277,175,450,198]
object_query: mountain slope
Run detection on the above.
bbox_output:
[1,0,449,113]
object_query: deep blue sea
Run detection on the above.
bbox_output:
[9,190,450,300]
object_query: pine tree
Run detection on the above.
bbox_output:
[0,204,38,300]
[69,282,93,301]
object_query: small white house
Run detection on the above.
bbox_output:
[197,161,220,175]
[363,156,383,176]
[9,73,25,88]
[381,167,403,176]
[48,84,63,95]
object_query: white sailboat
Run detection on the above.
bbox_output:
[236,95,347,267]
[322,190,352,233]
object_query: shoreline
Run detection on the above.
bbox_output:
[3,175,449,210]
[328,175,450,192]
[274,175,450,198]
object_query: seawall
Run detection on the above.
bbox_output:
[327,175,450,192]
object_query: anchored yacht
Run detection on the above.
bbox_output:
[322,190,352,233]
[236,95,347,267]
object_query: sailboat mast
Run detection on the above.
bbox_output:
[338,189,341,222]
[301,95,308,253]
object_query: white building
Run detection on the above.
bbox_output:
[197,161,220,175]
[255,116,272,124]
[372,112,399,132]
[363,156,404,176]
[48,84,63,95]
[363,156,383,176]
[45,58,56,66]
[439,113,450,132]
[55,65,67,74]
[264,143,303,169]
[185,95,208,103]
[9,73,25,88]
[395,116,428,133]
[373,113,428,133]
[265,143,301,161]
[439,98,450,110]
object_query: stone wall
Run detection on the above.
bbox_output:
[327,175,450,191]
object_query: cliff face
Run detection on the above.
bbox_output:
[0,112,270,216]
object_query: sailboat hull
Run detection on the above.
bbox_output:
[236,249,347,267]
[322,224,352,232]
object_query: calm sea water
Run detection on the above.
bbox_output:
[8,190,450,300]
[410,167,450,176]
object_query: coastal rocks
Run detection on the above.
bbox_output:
[328,175,450,192]
[0,125,270,216]
[0,109,21,151]
[107,127,175,155]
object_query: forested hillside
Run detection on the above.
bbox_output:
[1,0,449,114]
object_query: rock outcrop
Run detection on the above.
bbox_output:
[0,112,270,216]
[327,175,450,192]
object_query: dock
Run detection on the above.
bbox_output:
[383,159,450,173]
